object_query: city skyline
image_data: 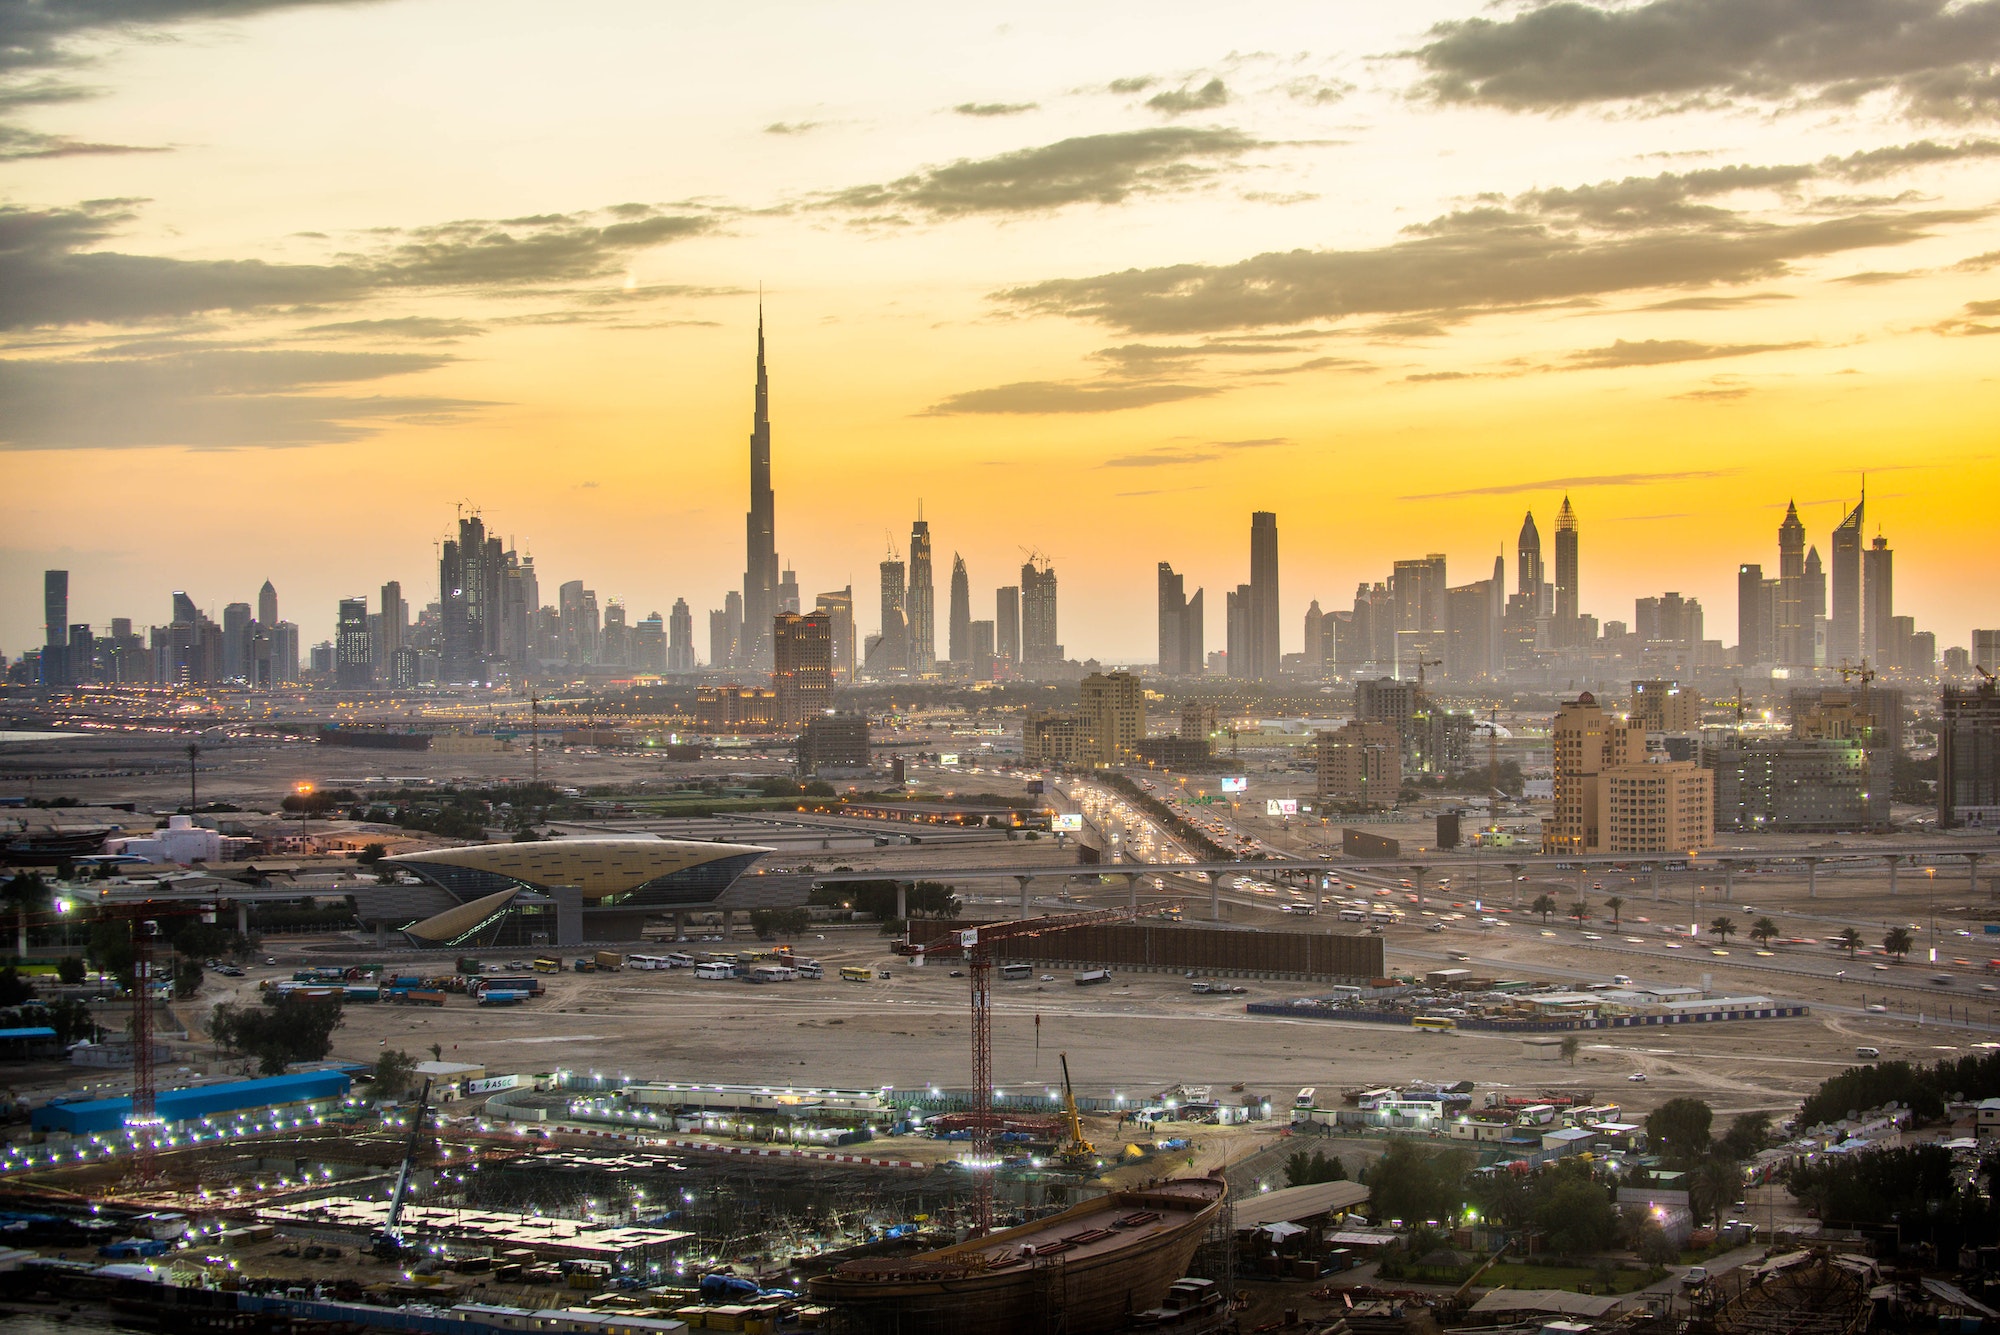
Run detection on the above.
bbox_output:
[5,2,2000,659]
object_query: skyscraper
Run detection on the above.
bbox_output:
[380,580,407,671]
[1804,545,1826,666]
[1864,533,1895,668]
[559,580,589,665]
[41,570,68,688]
[772,611,833,726]
[995,586,1020,666]
[222,602,252,680]
[1517,512,1545,615]
[258,580,278,630]
[815,587,854,682]
[1157,562,1204,676]
[874,556,908,673]
[1830,489,1864,667]
[1226,585,1251,678]
[1738,563,1772,665]
[947,555,971,664]
[1777,500,1807,667]
[336,597,373,688]
[907,516,934,673]
[1248,512,1279,680]
[1392,555,1447,633]
[1021,558,1059,669]
[777,565,800,617]
[741,310,780,672]
[440,510,502,684]
[1553,496,1579,641]
[668,599,695,673]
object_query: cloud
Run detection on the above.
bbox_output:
[1108,76,1157,94]
[1279,75,1353,105]
[821,127,1264,218]
[997,182,1987,333]
[764,121,821,135]
[1400,469,1737,500]
[0,346,481,450]
[0,0,380,77]
[1831,137,2000,178]
[954,101,1038,117]
[1932,298,2000,335]
[1674,386,1753,400]
[0,199,717,329]
[1146,78,1229,115]
[924,379,1220,415]
[301,316,484,341]
[0,124,166,160]
[1098,437,1284,468]
[1641,291,1793,310]
[1409,0,2000,122]
[1562,337,1812,368]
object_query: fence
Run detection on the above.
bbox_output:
[928,920,1383,983]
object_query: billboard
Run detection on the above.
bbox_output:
[1051,813,1085,832]
[1266,798,1299,816]
[1220,776,1248,793]
[938,753,960,765]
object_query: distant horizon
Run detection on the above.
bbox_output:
[4,2,1996,660]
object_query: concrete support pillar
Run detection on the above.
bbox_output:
[236,901,249,935]
[673,910,687,942]
[720,909,734,938]
[896,882,908,921]
[1211,877,1222,922]
[1724,861,1735,899]
[1124,872,1140,916]
[1411,866,1427,908]
[1015,876,1034,918]
[1650,866,1661,902]
[1888,856,1899,897]
[1806,858,1818,899]
[1503,865,1523,909]
[375,919,386,947]
[1577,865,1590,902]
[1972,853,1986,899]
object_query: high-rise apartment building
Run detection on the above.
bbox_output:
[1248,512,1279,680]
[336,597,373,688]
[772,611,833,726]
[41,570,68,688]
[815,587,854,682]
[1553,496,1580,645]
[1225,585,1251,678]
[1631,680,1700,733]
[947,555,970,665]
[634,611,666,672]
[1975,629,2000,674]
[709,606,735,670]
[379,580,407,673]
[1392,555,1447,634]
[872,557,908,674]
[1443,561,1502,682]
[1737,563,1778,665]
[907,516,934,673]
[777,565,799,617]
[1021,559,1059,668]
[741,311,780,672]
[1829,491,1864,667]
[1546,692,1711,853]
[440,511,503,684]
[1600,761,1713,854]
[222,601,252,680]
[1545,692,1646,853]
[1707,737,1889,832]
[668,599,695,673]
[1940,677,2000,828]
[968,620,995,678]
[1863,534,1895,669]
[1079,670,1144,766]
[600,600,629,667]
[1315,722,1401,809]
[1156,562,1204,676]
[995,586,1020,666]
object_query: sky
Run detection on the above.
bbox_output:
[4,0,1999,662]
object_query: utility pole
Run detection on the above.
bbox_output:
[186,743,200,811]
[530,691,540,788]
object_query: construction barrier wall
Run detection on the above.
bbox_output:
[929,921,1384,982]
[1244,1002,1810,1031]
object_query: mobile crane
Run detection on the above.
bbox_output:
[1056,1052,1096,1169]
[371,1077,434,1261]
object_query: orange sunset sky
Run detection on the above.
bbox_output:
[4,0,1998,661]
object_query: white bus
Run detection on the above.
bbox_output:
[693,962,735,980]
[665,952,696,968]
[747,965,797,984]
[1000,963,1033,981]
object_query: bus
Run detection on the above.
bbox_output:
[747,965,797,984]
[1000,963,1033,981]
[693,962,735,980]
[532,957,561,974]
[1412,1016,1457,1032]
[839,966,874,983]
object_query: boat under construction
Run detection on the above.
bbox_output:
[807,1176,1228,1335]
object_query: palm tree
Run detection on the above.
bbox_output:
[1532,894,1557,926]
[1604,895,1625,929]
[1883,926,1914,960]
[1569,900,1591,928]
[1709,915,1737,944]
[1837,926,1865,958]
[1748,916,1779,947]
[3,873,48,960]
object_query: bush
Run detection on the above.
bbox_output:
[210,995,344,1075]
[56,956,86,986]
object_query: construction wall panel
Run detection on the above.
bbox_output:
[925,921,1383,982]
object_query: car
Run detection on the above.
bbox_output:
[1872,963,1890,971]
[1040,974,1055,982]
[1981,984,1998,993]
[1628,1072,1648,1083]
[1834,970,1847,978]
[1867,1003,1889,1012]
[948,969,964,977]
[1711,949,1729,956]
[1958,929,1975,937]
[1626,936,1646,944]
[1683,1266,1709,1288]
[1540,930,1557,938]
[1756,950,1775,957]
[264,957,278,966]
[1582,932,1602,941]
[1664,942,1683,949]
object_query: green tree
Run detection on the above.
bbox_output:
[3,873,49,956]
[1536,1173,1618,1256]
[172,956,204,999]
[1283,1149,1348,1187]
[1709,915,1736,944]
[1883,926,1914,960]
[1645,1097,1714,1162]
[1718,1110,1773,1160]
[1560,1034,1580,1067]
[56,955,86,986]
[371,1048,419,1100]
[210,995,344,1075]
[1603,895,1624,929]
[1569,900,1591,928]
[1363,1142,1471,1225]
[1689,1154,1744,1226]
[0,966,32,1007]
[1837,927,1865,958]
[1635,1220,1679,1270]
[1750,916,1780,947]
[1532,894,1557,926]
[749,907,811,939]
[86,917,136,991]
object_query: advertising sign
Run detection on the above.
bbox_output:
[1266,798,1299,816]
[465,1075,522,1095]
[1051,813,1085,832]
[1220,776,1248,793]
[938,753,960,765]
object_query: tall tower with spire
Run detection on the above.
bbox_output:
[1516,511,1544,615]
[1778,500,1807,667]
[741,308,779,670]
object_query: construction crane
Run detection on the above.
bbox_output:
[1413,658,1443,690]
[919,908,1131,1236]
[1837,660,1877,687]
[372,1076,435,1260]
[1055,1052,1095,1168]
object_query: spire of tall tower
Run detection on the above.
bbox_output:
[741,308,778,670]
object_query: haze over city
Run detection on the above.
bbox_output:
[6,1,2000,658]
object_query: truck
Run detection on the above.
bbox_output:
[456,957,484,976]
[594,951,623,972]
[404,989,447,1008]
[1075,969,1112,986]
[477,990,525,1006]
[572,958,597,973]
[474,976,544,998]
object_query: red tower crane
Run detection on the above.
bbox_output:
[918,907,1131,1236]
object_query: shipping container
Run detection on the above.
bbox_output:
[594,951,623,971]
